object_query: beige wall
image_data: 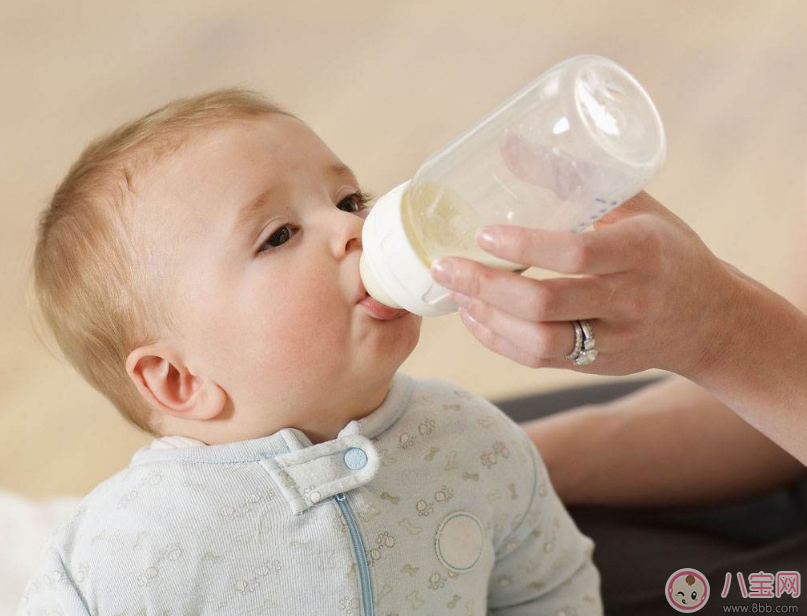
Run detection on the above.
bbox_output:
[2,1,806,499]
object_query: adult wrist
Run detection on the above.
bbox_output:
[676,258,755,384]
[676,257,807,464]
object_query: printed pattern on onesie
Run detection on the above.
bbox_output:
[16,373,602,616]
[347,378,602,616]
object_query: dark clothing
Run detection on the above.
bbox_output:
[494,376,807,614]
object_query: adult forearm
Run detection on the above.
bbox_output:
[523,373,806,507]
[681,266,807,467]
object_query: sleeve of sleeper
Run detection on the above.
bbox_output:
[486,429,603,615]
[15,540,91,616]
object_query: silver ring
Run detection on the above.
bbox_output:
[566,320,598,366]
[565,321,583,360]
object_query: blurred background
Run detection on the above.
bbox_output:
[2,1,806,504]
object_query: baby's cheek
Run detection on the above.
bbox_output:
[234,267,353,376]
[252,300,347,370]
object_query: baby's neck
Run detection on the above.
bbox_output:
[153,374,396,446]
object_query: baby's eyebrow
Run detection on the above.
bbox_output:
[230,185,278,242]
[229,162,358,242]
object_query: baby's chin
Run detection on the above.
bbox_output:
[362,313,422,366]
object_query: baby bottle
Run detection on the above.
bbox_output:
[359,54,667,317]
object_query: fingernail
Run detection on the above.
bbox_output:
[459,307,477,324]
[431,259,453,285]
[476,228,498,249]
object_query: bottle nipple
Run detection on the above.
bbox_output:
[359,251,404,309]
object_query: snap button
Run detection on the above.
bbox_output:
[343,447,368,470]
[309,490,321,503]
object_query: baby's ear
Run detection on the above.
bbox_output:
[125,344,226,422]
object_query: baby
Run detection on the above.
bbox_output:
[18,88,602,615]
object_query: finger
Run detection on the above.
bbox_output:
[457,308,552,369]
[458,309,612,374]
[453,296,584,359]
[474,214,652,276]
[434,258,617,322]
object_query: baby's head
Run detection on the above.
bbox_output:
[31,87,422,444]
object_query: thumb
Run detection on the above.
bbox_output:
[592,190,657,230]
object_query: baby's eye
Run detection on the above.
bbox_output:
[258,224,298,253]
[337,190,374,213]
[256,191,374,255]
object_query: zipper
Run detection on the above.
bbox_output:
[334,492,374,616]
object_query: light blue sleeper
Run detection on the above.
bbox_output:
[17,372,603,615]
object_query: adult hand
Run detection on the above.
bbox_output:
[429,191,741,378]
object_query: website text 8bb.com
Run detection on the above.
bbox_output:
[722,604,798,613]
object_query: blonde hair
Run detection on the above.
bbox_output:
[29,87,298,434]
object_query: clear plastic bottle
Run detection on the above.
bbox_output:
[360,54,666,317]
